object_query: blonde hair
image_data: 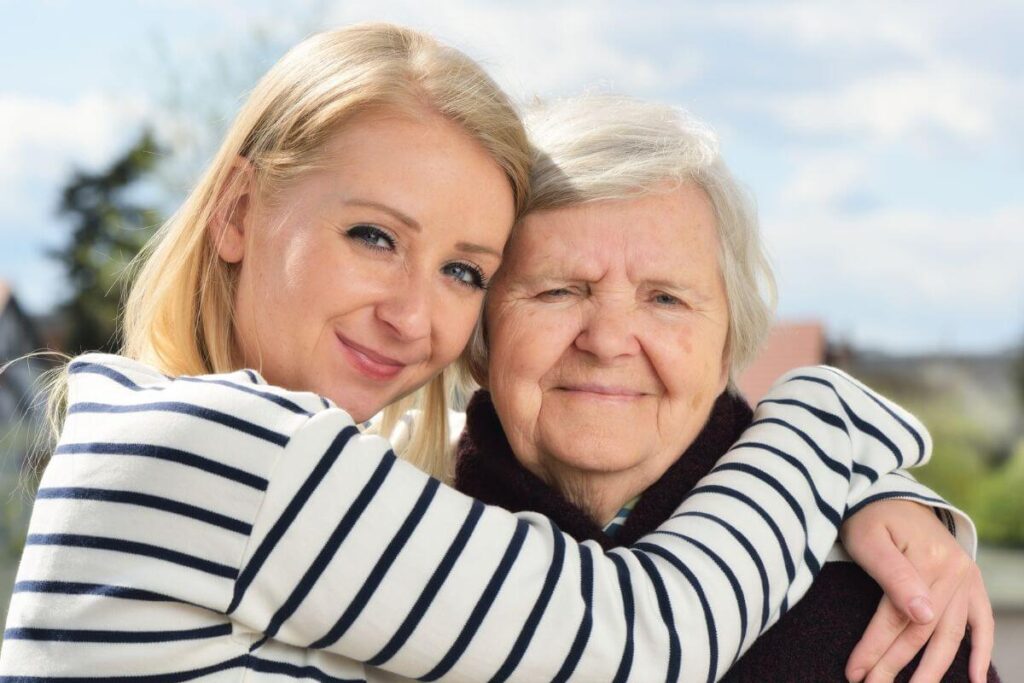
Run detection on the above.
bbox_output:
[464,94,776,391]
[99,23,528,481]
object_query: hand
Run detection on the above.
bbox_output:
[840,499,994,682]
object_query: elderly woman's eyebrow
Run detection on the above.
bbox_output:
[643,277,709,297]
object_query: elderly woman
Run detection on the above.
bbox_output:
[3,26,978,683]
[455,96,998,682]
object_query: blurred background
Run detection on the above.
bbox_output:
[1,0,1021,675]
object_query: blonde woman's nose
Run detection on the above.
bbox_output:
[375,275,432,342]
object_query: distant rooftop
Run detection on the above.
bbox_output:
[738,321,827,403]
[0,280,10,314]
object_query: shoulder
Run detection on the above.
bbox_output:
[373,407,466,454]
[727,563,882,681]
[63,353,340,448]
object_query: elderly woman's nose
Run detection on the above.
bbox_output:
[375,273,432,341]
[573,305,641,360]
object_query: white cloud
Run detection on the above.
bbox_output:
[766,201,1024,350]
[779,151,870,207]
[321,0,704,98]
[758,64,1010,145]
[705,2,948,59]
[0,92,152,222]
[705,2,1021,149]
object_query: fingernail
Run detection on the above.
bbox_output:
[847,668,865,682]
[909,596,934,622]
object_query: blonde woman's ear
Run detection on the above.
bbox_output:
[209,157,256,264]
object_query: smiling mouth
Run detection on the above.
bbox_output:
[336,334,408,381]
[558,384,647,400]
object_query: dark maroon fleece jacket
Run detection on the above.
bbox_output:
[455,389,997,682]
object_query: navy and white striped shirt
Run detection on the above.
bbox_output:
[0,354,973,682]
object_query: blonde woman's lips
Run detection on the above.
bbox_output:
[336,334,406,381]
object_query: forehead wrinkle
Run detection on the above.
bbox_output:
[515,197,721,290]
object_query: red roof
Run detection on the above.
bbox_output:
[738,321,827,403]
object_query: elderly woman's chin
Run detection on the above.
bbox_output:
[507,396,695,520]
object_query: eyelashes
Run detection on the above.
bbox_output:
[442,262,488,290]
[346,224,396,251]
[345,223,488,291]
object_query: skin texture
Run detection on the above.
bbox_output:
[213,108,515,422]
[483,183,994,681]
[484,184,729,522]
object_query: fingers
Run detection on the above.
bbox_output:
[849,527,934,625]
[846,596,908,682]
[965,568,995,683]
[907,582,970,683]
[842,499,992,681]
[863,619,935,683]
[864,560,982,683]
[860,552,973,681]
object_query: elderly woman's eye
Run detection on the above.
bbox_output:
[539,287,573,299]
[346,224,396,251]
[653,292,683,306]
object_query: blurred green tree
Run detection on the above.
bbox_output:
[1015,340,1024,405]
[51,131,163,354]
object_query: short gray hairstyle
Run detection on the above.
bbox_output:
[462,94,777,391]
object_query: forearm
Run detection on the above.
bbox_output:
[629,365,935,680]
[236,366,933,682]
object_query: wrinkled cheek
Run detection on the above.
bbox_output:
[688,383,712,411]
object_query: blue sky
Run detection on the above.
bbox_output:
[1,0,1021,352]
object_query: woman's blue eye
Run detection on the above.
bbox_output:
[443,262,487,290]
[653,292,682,306]
[346,224,395,251]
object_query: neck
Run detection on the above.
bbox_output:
[531,460,661,526]
[455,389,753,548]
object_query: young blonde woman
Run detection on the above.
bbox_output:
[0,23,991,682]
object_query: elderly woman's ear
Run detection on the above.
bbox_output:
[717,341,732,396]
[209,157,258,265]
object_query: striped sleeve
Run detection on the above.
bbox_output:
[847,470,977,557]
[228,364,935,683]
[811,366,978,558]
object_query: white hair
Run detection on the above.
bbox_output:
[463,94,776,390]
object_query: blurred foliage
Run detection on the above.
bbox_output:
[1015,344,1024,405]
[910,399,1024,547]
[0,423,34,551]
[969,443,1024,546]
[50,131,163,354]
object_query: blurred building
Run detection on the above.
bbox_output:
[0,281,46,427]
[737,321,829,403]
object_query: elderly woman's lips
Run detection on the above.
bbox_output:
[558,384,646,399]
[336,334,406,381]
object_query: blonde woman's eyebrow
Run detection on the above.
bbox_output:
[343,198,500,259]
[343,198,421,231]
[455,242,502,259]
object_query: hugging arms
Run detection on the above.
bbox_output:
[0,23,994,682]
